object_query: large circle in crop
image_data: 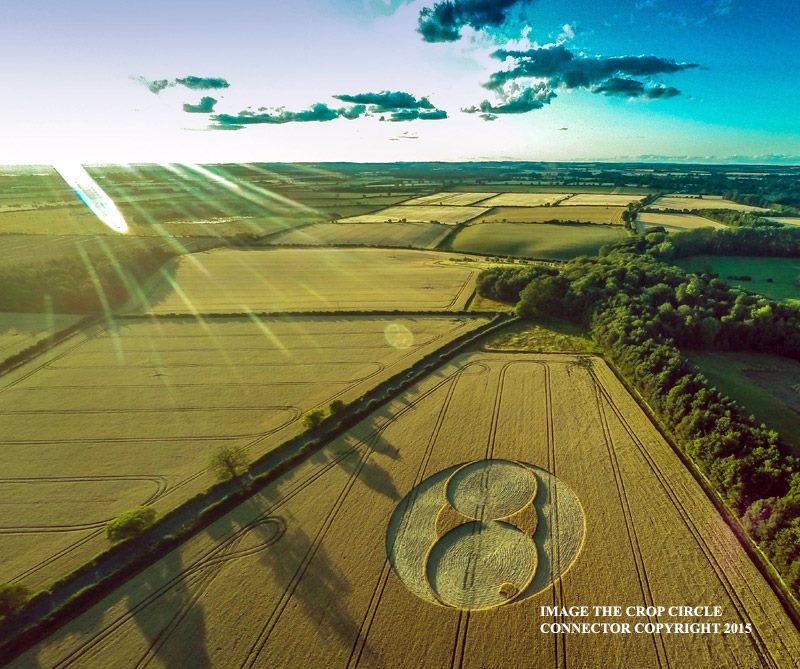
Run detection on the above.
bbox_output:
[386,460,585,610]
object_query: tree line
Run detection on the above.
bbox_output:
[477,226,800,596]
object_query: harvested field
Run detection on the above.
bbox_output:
[401,192,497,206]
[638,212,724,232]
[146,248,478,314]
[560,193,645,207]
[264,222,451,249]
[15,353,799,668]
[649,196,770,213]
[338,205,486,225]
[476,206,625,225]
[0,314,487,588]
[477,193,570,207]
[0,313,82,365]
[687,351,800,454]
[445,223,626,260]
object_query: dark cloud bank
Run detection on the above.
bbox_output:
[464,44,697,119]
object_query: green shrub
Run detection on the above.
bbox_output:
[106,506,157,543]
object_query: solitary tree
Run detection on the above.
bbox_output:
[328,399,346,415]
[209,444,249,482]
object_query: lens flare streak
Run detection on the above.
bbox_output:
[53,163,129,233]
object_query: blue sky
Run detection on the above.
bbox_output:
[1,0,798,163]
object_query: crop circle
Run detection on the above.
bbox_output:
[387,460,585,610]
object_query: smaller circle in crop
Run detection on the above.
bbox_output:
[445,460,537,520]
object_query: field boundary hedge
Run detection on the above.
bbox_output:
[0,313,513,661]
[0,315,98,379]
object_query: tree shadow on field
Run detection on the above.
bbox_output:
[336,428,401,501]
[124,549,212,669]
[250,515,369,660]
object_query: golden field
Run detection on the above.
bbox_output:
[637,212,725,232]
[265,222,451,249]
[0,315,487,589]
[337,205,486,225]
[560,194,645,207]
[145,248,478,314]
[13,353,798,668]
[649,195,770,213]
[401,192,497,206]
[475,206,625,225]
[476,193,571,207]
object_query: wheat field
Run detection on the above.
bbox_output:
[14,353,798,668]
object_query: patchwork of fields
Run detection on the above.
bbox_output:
[3,168,799,666]
[0,314,488,588]
[12,353,798,668]
[146,248,478,314]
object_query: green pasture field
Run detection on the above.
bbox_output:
[687,351,800,454]
[443,222,626,260]
[675,255,800,305]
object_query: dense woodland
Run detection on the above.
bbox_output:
[478,226,800,596]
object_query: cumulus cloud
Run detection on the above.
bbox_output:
[463,84,555,120]
[417,0,531,42]
[333,91,434,111]
[462,44,694,118]
[182,96,218,113]
[486,45,698,90]
[209,103,366,130]
[332,90,447,122]
[133,75,230,94]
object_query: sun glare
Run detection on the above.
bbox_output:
[53,163,129,233]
